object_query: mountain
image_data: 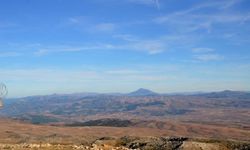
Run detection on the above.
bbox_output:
[127,88,159,96]
[196,90,250,99]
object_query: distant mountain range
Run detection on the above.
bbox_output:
[197,90,250,98]
[1,89,250,125]
[5,88,250,100]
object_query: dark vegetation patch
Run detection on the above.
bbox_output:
[147,109,192,116]
[20,115,60,124]
[66,118,133,127]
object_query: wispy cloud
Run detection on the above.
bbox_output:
[34,44,117,56]
[192,48,215,53]
[0,68,172,88]
[0,69,103,83]
[192,47,224,61]
[93,23,116,32]
[105,68,173,81]
[0,52,21,57]
[32,31,171,56]
[128,0,160,9]
[34,41,165,56]
[155,0,160,9]
[114,33,199,55]
[194,54,224,61]
[131,40,165,54]
[0,21,17,28]
[67,16,88,25]
[154,0,248,33]
[113,34,139,42]
[106,69,142,75]
[113,34,168,54]
[66,16,117,33]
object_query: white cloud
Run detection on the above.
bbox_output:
[93,23,116,32]
[132,40,165,54]
[220,0,243,9]
[0,21,17,28]
[113,34,138,42]
[192,48,215,53]
[113,34,169,54]
[106,69,141,75]
[68,17,81,24]
[192,47,223,61]
[67,16,88,25]
[33,37,166,56]
[128,0,160,9]
[114,33,199,54]
[0,52,21,57]
[34,47,81,56]
[66,16,117,33]
[154,0,248,32]
[34,44,119,56]
[0,67,175,83]
[0,69,100,83]
[194,54,224,61]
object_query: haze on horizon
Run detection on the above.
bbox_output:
[0,0,250,97]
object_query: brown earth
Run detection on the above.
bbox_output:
[0,118,250,145]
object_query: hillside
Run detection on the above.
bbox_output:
[0,118,249,150]
[0,90,250,143]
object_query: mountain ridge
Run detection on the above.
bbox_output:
[5,89,250,99]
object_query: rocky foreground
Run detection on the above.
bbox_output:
[0,136,250,150]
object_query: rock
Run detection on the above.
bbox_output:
[116,136,188,150]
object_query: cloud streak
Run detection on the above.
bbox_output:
[0,52,21,57]
[192,48,215,53]
[192,47,223,61]
[154,0,249,33]
[128,0,160,9]
[194,54,224,61]
[93,23,116,32]
[33,32,170,56]
[66,16,117,33]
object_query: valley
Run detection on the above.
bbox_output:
[0,89,250,149]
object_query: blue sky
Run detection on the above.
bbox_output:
[0,0,250,97]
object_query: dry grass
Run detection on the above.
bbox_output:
[0,118,250,145]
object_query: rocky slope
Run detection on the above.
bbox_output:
[0,136,249,150]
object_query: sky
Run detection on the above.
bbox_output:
[0,0,250,97]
